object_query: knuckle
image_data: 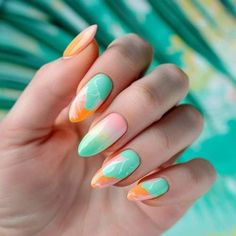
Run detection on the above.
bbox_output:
[108,34,153,69]
[132,83,161,109]
[191,158,216,184]
[181,105,204,131]
[186,158,216,187]
[186,164,202,186]
[159,64,189,91]
[154,127,171,152]
[109,45,137,71]
[127,33,153,53]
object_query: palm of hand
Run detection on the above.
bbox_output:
[0,119,178,236]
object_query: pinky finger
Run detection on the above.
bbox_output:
[127,158,216,206]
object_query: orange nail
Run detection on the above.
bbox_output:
[127,185,149,201]
[63,24,97,57]
[127,178,169,201]
[91,170,118,188]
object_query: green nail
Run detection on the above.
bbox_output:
[103,149,140,179]
[85,73,112,110]
[78,113,127,157]
[141,178,169,197]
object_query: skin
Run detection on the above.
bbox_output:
[0,34,216,236]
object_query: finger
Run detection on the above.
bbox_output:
[90,105,203,188]
[4,26,99,133]
[158,149,186,170]
[137,200,193,233]
[78,64,189,157]
[68,33,153,122]
[127,158,216,204]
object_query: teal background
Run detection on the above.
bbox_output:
[0,0,236,235]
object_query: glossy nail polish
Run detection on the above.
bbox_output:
[127,177,169,201]
[63,24,97,57]
[78,113,127,157]
[91,149,140,188]
[69,74,113,122]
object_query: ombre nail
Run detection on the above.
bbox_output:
[63,25,97,57]
[78,113,127,157]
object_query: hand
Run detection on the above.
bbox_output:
[0,28,216,236]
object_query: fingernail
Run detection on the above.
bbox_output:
[63,24,97,57]
[127,178,169,201]
[91,149,140,188]
[69,74,113,122]
[78,113,127,157]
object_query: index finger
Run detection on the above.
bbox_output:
[69,34,153,122]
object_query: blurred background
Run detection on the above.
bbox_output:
[0,0,236,235]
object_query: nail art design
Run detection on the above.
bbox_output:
[91,149,140,188]
[69,74,113,122]
[78,113,127,157]
[63,24,97,57]
[127,178,169,201]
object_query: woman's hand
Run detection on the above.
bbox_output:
[0,27,216,236]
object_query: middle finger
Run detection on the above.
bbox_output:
[78,64,189,157]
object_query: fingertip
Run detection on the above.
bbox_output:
[63,25,98,57]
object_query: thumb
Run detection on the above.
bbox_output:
[4,25,99,136]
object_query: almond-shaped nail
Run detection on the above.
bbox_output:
[127,178,169,201]
[78,113,127,157]
[63,24,97,57]
[69,73,113,122]
[91,149,140,188]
